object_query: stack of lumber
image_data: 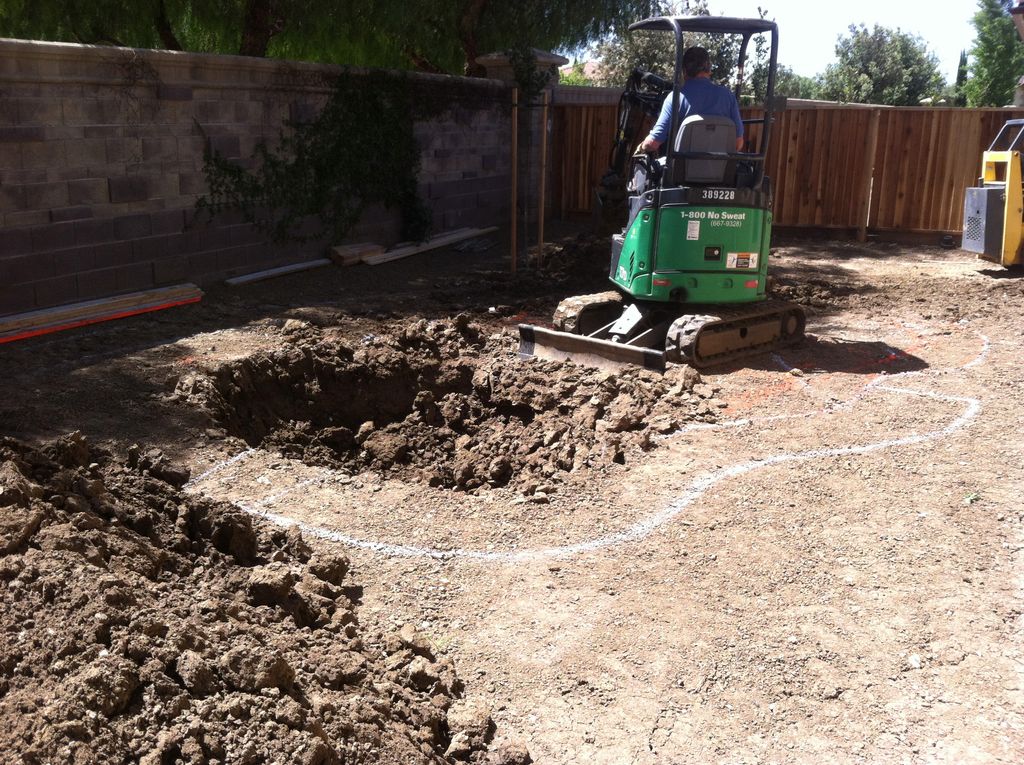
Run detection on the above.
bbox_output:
[0,283,203,345]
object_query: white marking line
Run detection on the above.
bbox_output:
[232,384,979,562]
[185,448,256,487]
[186,333,990,563]
[964,334,991,369]
[256,477,326,509]
[770,352,810,389]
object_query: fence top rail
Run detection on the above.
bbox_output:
[0,36,507,92]
[549,88,1024,115]
[774,99,1024,113]
[551,85,621,106]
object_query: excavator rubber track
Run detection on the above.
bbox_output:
[518,298,805,371]
[664,299,806,368]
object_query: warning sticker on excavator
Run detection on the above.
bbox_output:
[727,252,758,269]
[686,220,700,240]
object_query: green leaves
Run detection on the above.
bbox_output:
[0,0,659,74]
[196,71,431,246]
[965,0,1024,107]
[818,24,944,106]
[592,0,776,102]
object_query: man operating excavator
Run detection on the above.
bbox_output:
[639,45,745,153]
[517,14,805,370]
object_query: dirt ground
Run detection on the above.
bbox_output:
[2,227,1023,764]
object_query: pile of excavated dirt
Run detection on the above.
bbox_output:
[530,234,612,282]
[0,433,527,765]
[769,275,861,309]
[174,317,720,492]
[425,234,616,318]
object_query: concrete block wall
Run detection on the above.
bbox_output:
[0,39,512,317]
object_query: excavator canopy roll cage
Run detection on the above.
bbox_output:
[628,15,779,190]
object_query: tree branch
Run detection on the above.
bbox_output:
[405,48,446,74]
[154,0,183,50]
[239,0,286,57]
[459,0,489,76]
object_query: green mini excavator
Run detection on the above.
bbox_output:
[518,15,805,371]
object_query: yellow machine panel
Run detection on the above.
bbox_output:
[963,120,1024,268]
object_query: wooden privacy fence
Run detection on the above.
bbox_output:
[550,93,1024,237]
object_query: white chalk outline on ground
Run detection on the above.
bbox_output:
[185,330,990,563]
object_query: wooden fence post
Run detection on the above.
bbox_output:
[510,88,519,275]
[857,109,881,242]
[537,89,550,265]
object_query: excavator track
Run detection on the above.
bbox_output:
[665,299,805,367]
[519,297,805,371]
[552,291,623,334]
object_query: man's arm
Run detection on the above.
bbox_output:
[640,93,675,152]
[729,95,744,151]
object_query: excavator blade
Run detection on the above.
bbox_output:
[517,324,667,372]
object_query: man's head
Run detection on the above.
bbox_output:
[682,46,712,79]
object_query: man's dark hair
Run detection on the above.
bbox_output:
[682,46,712,78]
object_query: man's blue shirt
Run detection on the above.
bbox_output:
[649,77,743,144]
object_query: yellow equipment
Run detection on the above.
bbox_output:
[963,119,1024,268]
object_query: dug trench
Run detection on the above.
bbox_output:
[174,317,726,495]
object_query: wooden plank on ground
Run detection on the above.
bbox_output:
[328,242,385,266]
[362,227,499,266]
[224,259,332,287]
[0,284,200,334]
[0,284,203,344]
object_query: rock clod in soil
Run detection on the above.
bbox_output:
[177,318,717,491]
[0,433,516,764]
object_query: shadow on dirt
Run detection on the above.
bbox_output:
[978,266,1024,280]
[715,334,929,377]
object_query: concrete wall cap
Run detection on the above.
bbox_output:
[475,49,569,67]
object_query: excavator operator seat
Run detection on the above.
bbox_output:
[671,114,737,186]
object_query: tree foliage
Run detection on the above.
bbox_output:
[774,66,819,99]
[559,61,596,86]
[965,0,1024,106]
[593,0,771,95]
[0,0,657,74]
[950,50,969,106]
[817,24,944,105]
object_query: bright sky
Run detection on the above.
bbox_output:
[708,0,976,82]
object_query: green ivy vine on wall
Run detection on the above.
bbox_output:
[196,70,432,245]
[506,46,552,104]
